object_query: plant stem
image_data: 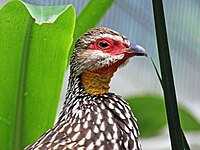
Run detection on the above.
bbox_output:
[152,0,190,149]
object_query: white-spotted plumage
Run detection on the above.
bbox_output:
[86,113,92,121]
[113,143,120,150]
[78,138,85,146]
[74,124,81,132]
[97,113,103,120]
[87,142,95,149]
[99,133,105,141]
[67,142,76,149]
[85,129,92,139]
[99,145,105,150]
[96,119,101,125]
[108,103,115,109]
[100,122,106,131]
[107,110,113,117]
[113,123,118,132]
[107,132,112,140]
[100,103,106,110]
[72,132,80,141]
[95,139,101,146]
[25,27,143,150]
[108,117,114,124]
[93,125,99,133]
[124,136,129,149]
[113,132,118,139]
[83,121,88,129]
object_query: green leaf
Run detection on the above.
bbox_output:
[68,0,116,64]
[74,0,115,41]
[22,1,71,24]
[0,1,75,149]
[126,96,200,137]
[126,96,167,137]
[179,106,200,131]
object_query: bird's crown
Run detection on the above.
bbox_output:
[74,27,129,50]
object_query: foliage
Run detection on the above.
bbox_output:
[126,96,200,137]
[0,1,75,149]
[0,0,115,149]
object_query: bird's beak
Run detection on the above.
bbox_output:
[128,43,147,57]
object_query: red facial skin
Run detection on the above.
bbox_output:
[88,38,131,55]
[87,38,135,73]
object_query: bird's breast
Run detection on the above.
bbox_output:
[26,95,141,150]
[60,95,141,149]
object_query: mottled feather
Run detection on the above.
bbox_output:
[25,27,142,150]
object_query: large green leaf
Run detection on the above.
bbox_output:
[126,96,200,137]
[22,1,69,24]
[0,1,75,149]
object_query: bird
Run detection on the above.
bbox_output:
[25,27,147,150]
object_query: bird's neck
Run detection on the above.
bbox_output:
[81,70,114,95]
[80,58,126,95]
[58,69,115,121]
[60,65,118,116]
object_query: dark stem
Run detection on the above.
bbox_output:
[152,0,190,149]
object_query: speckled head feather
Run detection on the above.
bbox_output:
[25,27,146,150]
[75,27,129,49]
[70,27,130,77]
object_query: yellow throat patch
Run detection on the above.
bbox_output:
[81,70,114,95]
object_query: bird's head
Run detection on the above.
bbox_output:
[70,27,147,95]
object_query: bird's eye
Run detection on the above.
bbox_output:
[99,41,109,49]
